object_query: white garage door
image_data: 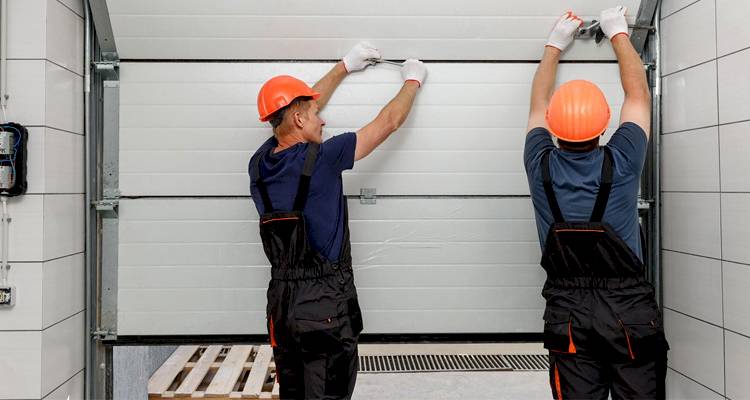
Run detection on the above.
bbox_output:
[116,63,625,335]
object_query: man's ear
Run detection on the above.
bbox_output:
[292,111,304,129]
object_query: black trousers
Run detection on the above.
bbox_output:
[549,351,667,400]
[267,271,363,400]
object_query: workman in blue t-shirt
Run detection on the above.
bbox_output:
[248,42,426,400]
[525,7,669,399]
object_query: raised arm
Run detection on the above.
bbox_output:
[527,12,582,132]
[354,59,426,161]
[600,6,651,137]
[313,42,380,110]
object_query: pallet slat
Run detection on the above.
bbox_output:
[176,345,223,396]
[242,345,274,398]
[148,345,200,396]
[206,345,254,397]
[150,345,278,399]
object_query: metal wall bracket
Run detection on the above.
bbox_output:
[92,199,118,214]
[91,329,117,341]
[360,188,377,205]
[99,79,120,341]
[638,198,654,211]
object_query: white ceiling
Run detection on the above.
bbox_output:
[106,0,641,60]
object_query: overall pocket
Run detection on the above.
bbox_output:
[347,296,364,336]
[616,306,669,360]
[543,307,577,354]
[293,298,343,354]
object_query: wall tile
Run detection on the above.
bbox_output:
[661,0,716,75]
[716,0,750,57]
[662,192,721,258]
[663,251,723,326]
[42,253,85,328]
[661,127,720,192]
[718,48,750,124]
[41,311,84,397]
[0,263,42,331]
[46,0,84,75]
[42,194,85,261]
[0,331,42,399]
[664,309,725,394]
[726,330,750,400]
[720,121,750,192]
[722,193,750,265]
[45,62,84,134]
[662,61,718,133]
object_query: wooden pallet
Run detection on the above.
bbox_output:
[148,345,278,399]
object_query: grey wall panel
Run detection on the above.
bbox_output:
[660,127,719,192]
[720,121,750,192]
[723,261,750,337]
[106,0,640,60]
[662,61,718,134]
[664,309,725,394]
[118,198,544,335]
[660,0,716,75]
[665,369,723,400]
[661,192,721,259]
[721,193,750,265]
[716,0,750,57]
[718,48,750,125]
[725,331,750,400]
[662,251,723,326]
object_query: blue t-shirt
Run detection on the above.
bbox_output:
[249,132,357,262]
[524,122,648,260]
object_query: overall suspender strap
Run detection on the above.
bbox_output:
[542,150,565,223]
[292,143,320,212]
[251,150,274,212]
[590,146,614,223]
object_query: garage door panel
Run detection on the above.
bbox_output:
[118,311,262,336]
[119,63,623,84]
[118,264,547,290]
[118,198,543,334]
[117,310,544,336]
[119,62,625,196]
[107,0,639,60]
[120,266,270,289]
[120,81,624,107]
[107,0,636,18]
[120,219,537,244]
[109,16,607,41]
[365,310,544,334]
[354,265,545,288]
[119,288,267,312]
[358,288,544,310]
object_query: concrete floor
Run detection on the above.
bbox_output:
[354,371,550,400]
[353,343,550,400]
[115,343,551,400]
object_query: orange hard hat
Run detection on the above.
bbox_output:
[546,80,611,142]
[257,75,320,122]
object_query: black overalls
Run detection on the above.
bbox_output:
[538,147,669,400]
[251,143,363,400]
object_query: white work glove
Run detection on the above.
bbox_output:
[600,6,629,40]
[546,11,583,51]
[342,42,381,73]
[401,59,427,87]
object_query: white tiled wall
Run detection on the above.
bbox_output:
[661,1,750,398]
[0,0,85,399]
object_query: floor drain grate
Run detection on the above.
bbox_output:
[503,354,549,371]
[358,354,512,373]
